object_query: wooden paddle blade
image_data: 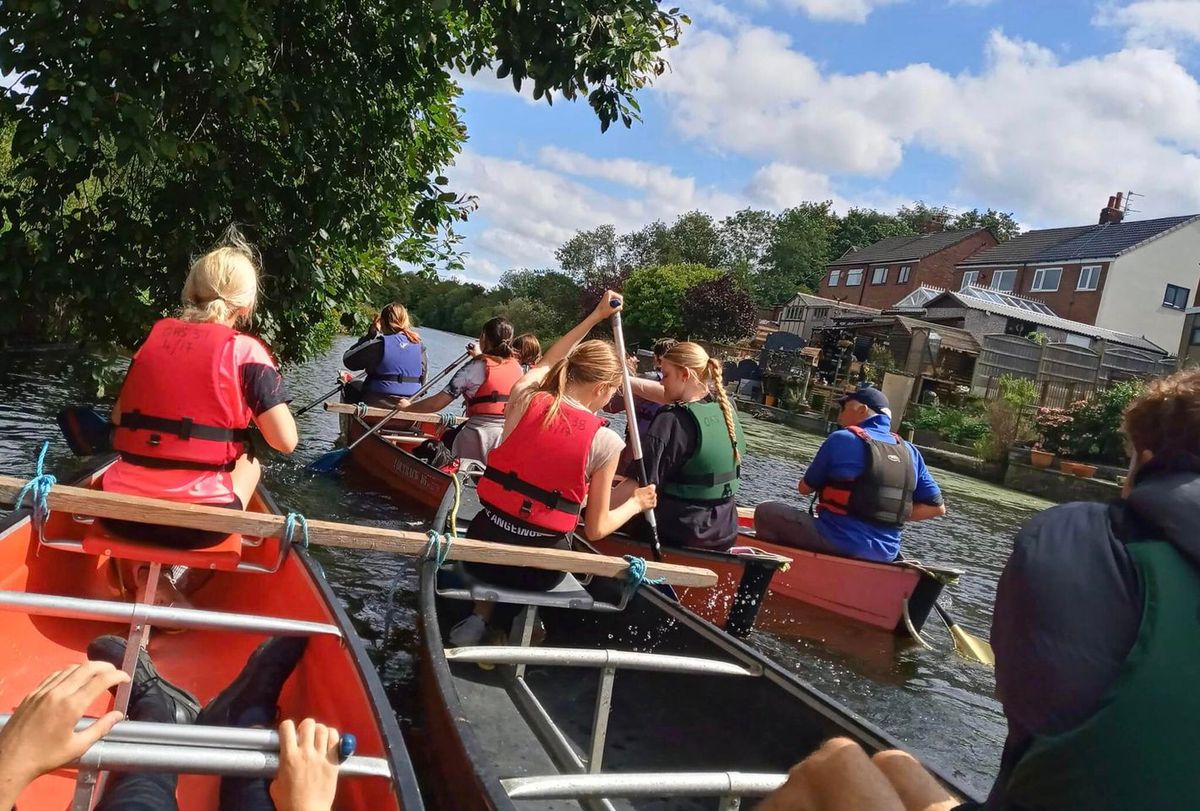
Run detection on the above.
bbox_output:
[950,625,995,666]
[306,448,350,474]
[56,407,113,456]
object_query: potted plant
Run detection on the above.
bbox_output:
[1030,444,1055,469]
[1032,407,1072,468]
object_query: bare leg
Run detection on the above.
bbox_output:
[229,454,262,508]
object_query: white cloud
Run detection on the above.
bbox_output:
[657,24,1200,224]
[1096,1,1200,48]
[749,0,904,23]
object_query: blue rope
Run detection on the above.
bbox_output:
[354,402,369,418]
[284,512,310,550]
[439,411,457,430]
[422,530,452,567]
[17,441,56,529]
[622,555,665,594]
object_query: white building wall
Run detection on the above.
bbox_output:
[1095,219,1200,352]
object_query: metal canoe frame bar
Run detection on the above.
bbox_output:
[445,602,786,811]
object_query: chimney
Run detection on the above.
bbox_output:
[1099,192,1125,225]
[922,216,946,235]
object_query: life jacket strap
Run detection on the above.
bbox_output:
[367,373,422,384]
[481,467,583,516]
[117,410,250,444]
[117,452,239,472]
[672,466,741,487]
[467,391,510,406]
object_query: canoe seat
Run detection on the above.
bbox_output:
[436,563,629,613]
[81,524,244,571]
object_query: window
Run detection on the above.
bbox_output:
[1064,333,1091,348]
[898,265,911,284]
[991,269,1016,293]
[845,268,864,286]
[960,270,980,290]
[828,269,841,287]
[1164,284,1190,310]
[1077,265,1101,291]
[871,266,888,285]
[1190,324,1200,346]
[1031,267,1062,292]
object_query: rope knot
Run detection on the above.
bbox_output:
[422,530,453,567]
[353,402,368,418]
[17,441,56,530]
[622,555,665,594]
[284,512,309,549]
[439,411,457,430]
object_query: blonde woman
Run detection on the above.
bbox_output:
[450,292,657,646]
[626,342,745,551]
[342,303,428,407]
[103,230,298,555]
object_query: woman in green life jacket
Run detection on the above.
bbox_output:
[625,342,745,551]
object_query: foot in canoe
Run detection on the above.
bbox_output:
[87,634,200,725]
[198,636,309,728]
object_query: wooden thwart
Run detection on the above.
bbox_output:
[323,403,466,426]
[0,477,716,588]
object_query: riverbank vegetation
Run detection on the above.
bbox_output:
[0,1,685,361]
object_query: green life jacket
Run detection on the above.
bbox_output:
[660,400,744,502]
[1004,539,1200,810]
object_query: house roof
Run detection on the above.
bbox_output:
[959,215,1199,267]
[1033,215,1198,262]
[923,289,1166,354]
[785,293,880,314]
[843,315,981,354]
[828,229,987,267]
[959,226,1092,267]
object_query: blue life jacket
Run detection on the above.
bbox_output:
[365,333,423,397]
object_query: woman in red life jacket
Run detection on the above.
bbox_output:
[397,316,521,464]
[448,292,658,647]
[102,230,298,597]
[341,303,428,407]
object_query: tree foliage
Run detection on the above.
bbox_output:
[0,0,684,359]
[681,274,757,343]
[622,263,719,341]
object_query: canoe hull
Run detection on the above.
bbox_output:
[0,460,421,811]
[345,415,453,509]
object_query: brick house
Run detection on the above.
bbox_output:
[815,228,998,310]
[954,196,1200,352]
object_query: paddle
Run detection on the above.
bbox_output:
[934,603,995,666]
[0,476,717,587]
[293,372,365,417]
[56,407,114,456]
[323,403,466,426]
[609,302,663,562]
[308,351,471,474]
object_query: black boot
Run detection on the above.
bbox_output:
[86,635,200,725]
[196,637,309,728]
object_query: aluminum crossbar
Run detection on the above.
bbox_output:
[0,591,341,637]
[3,715,290,752]
[502,771,787,800]
[73,740,390,779]
[445,646,761,677]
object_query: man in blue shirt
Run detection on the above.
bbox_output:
[754,387,945,562]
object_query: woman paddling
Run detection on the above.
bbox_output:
[449,292,657,646]
[397,316,520,464]
[341,303,428,407]
[102,230,298,600]
[513,333,542,371]
[624,342,744,551]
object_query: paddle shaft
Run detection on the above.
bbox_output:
[337,352,471,455]
[409,350,470,400]
[610,306,662,561]
[0,477,716,587]
[323,403,466,426]
[294,372,365,417]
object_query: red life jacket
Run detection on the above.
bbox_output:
[476,393,603,533]
[113,318,251,471]
[817,425,915,527]
[465,357,522,416]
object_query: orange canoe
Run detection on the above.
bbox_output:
[0,459,422,810]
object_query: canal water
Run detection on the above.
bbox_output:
[0,326,1054,797]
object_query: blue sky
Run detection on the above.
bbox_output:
[446,0,1200,284]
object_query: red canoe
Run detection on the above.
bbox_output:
[0,460,422,810]
[342,412,455,510]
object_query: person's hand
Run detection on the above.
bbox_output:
[634,483,657,511]
[0,662,129,802]
[397,398,411,409]
[466,341,481,358]
[754,738,956,811]
[269,719,341,811]
[590,291,623,323]
[625,354,638,375]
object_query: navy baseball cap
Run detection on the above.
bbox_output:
[836,387,892,416]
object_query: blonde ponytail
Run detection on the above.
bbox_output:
[181,225,260,326]
[536,340,622,428]
[662,342,741,464]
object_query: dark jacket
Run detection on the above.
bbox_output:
[986,465,1200,808]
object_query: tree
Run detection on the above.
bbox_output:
[622,264,719,342]
[620,211,725,271]
[719,208,777,277]
[495,268,582,337]
[681,274,757,343]
[831,208,914,261]
[951,208,1022,242]
[895,201,954,234]
[758,202,837,305]
[0,1,684,360]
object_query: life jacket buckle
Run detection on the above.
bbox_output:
[519,498,534,516]
[148,433,162,447]
[179,417,194,441]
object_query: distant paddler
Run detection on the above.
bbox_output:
[754,386,945,563]
[341,303,428,408]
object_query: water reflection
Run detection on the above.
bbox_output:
[0,328,1054,795]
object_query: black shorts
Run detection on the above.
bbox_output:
[100,496,244,550]
[461,507,569,592]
